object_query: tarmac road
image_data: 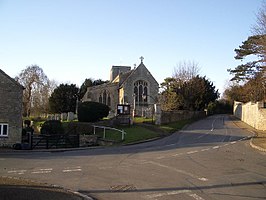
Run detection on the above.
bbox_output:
[0,176,90,200]
[0,115,265,200]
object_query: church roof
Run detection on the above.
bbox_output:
[118,70,134,86]
[118,61,159,88]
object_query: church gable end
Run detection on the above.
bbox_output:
[119,59,159,109]
[82,57,159,117]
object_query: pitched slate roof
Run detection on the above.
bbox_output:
[118,62,159,88]
[0,69,24,90]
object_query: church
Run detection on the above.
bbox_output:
[82,57,159,116]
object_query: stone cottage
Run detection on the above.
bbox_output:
[0,69,24,147]
[82,58,159,116]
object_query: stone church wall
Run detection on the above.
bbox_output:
[83,83,119,114]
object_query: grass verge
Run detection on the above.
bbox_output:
[94,125,161,144]
[159,119,195,133]
[96,118,195,144]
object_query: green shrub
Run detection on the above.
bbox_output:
[63,122,94,135]
[40,120,64,135]
[24,120,31,127]
[78,102,110,122]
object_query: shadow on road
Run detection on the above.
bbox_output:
[78,180,266,199]
[1,115,253,158]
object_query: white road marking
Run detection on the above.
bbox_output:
[211,118,217,131]
[63,166,82,173]
[63,169,82,172]
[8,170,27,175]
[32,171,51,174]
[31,168,53,174]
[187,150,198,154]
[145,190,191,199]
[201,148,210,152]
[212,146,219,149]
[39,168,53,171]
[173,153,184,157]
[146,161,208,181]
[197,130,212,139]
[189,193,205,200]
[198,177,208,181]
[231,141,237,144]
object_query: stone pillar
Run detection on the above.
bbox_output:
[154,103,162,125]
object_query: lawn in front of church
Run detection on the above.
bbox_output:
[96,118,194,144]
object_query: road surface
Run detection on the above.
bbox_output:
[0,115,265,200]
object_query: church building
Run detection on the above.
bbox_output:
[82,57,159,116]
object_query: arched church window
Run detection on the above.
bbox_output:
[99,95,102,103]
[134,80,148,104]
[107,94,111,106]
[134,86,138,102]
[143,86,148,102]
[103,90,107,105]
[139,85,143,102]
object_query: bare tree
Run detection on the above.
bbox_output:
[173,60,200,86]
[251,2,266,99]
[15,65,52,117]
[252,1,266,35]
[31,79,58,115]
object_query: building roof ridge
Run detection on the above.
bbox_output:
[0,69,24,89]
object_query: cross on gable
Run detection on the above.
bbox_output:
[140,56,144,63]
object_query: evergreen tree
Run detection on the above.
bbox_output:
[49,84,79,113]
[160,75,219,111]
[228,34,266,82]
[227,2,266,101]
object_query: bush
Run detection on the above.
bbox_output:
[78,101,110,122]
[63,122,94,135]
[40,120,64,135]
[24,120,31,127]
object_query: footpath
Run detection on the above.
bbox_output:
[250,130,266,152]
[232,117,266,152]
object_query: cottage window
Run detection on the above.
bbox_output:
[0,123,8,137]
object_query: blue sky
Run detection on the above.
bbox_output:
[0,0,262,94]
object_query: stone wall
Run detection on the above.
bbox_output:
[0,70,23,147]
[83,83,119,114]
[234,101,266,131]
[154,104,206,125]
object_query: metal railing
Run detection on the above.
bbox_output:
[92,125,126,141]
